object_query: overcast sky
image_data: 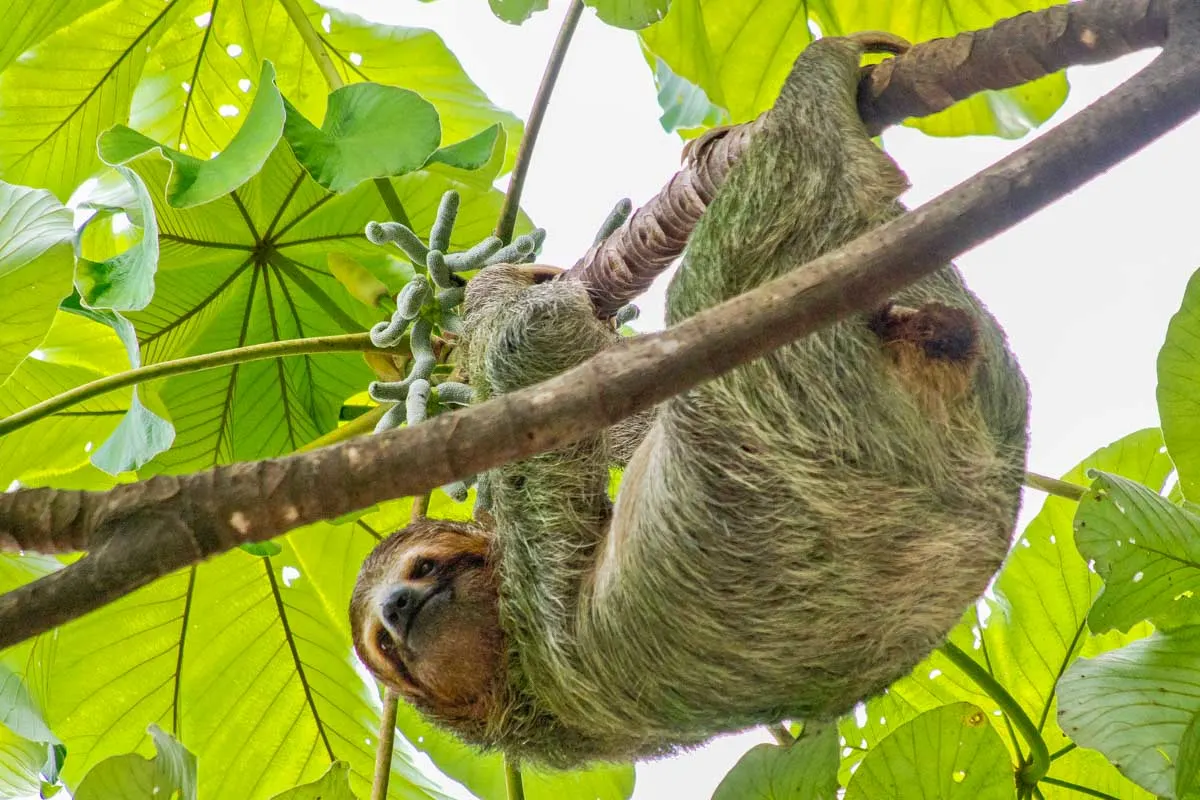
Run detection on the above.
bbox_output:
[337,1,1200,795]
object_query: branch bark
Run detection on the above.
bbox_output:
[567,0,1171,317]
[1,0,1197,647]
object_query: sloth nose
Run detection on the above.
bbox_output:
[381,586,424,635]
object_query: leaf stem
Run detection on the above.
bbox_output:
[280,0,411,227]
[279,0,342,89]
[1039,777,1121,800]
[411,494,429,523]
[941,640,1050,787]
[0,334,390,438]
[505,758,525,800]
[1049,742,1077,761]
[767,723,795,746]
[1023,472,1087,501]
[370,689,400,800]
[494,0,585,243]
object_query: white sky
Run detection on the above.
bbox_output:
[339,1,1200,796]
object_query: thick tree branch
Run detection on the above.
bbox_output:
[1,0,1197,647]
[568,0,1171,317]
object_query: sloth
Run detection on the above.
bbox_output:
[351,32,1029,769]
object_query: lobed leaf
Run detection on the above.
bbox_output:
[712,725,838,800]
[1059,627,1200,798]
[844,704,1014,800]
[1075,472,1200,633]
[1158,266,1200,501]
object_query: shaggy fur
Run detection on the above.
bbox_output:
[359,35,1029,769]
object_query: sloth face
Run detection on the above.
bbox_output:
[351,521,503,727]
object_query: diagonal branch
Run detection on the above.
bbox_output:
[1,0,1197,648]
[567,0,1170,317]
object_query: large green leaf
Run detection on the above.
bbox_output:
[1159,266,1200,501]
[840,429,1171,799]
[587,0,671,30]
[0,0,112,75]
[0,312,132,485]
[130,1,522,175]
[282,83,441,193]
[1075,472,1200,632]
[0,721,45,799]
[74,725,197,800]
[640,0,1068,137]
[488,0,549,25]
[1180,711,1200,800]
[0,181,74,384]
[712,725,838,800]
[0,0,185,199]
[845,704,1014,800]
[1059,626,1200,798]
[270,761,356,800]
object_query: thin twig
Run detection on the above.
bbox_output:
[2,4,1198,643]
[370,689,400,800]
[494,0,586,244]
[410,495,429,523]
[0,333,392,438]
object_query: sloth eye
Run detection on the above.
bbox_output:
[410,558,437,579]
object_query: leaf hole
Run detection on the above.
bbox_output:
[226,43,242,57]
[238,79,252,93]
[193,11,211,26]
[349,52,363,66]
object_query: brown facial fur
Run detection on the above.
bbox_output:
[350,521,503,728]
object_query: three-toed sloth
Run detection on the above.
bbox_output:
[351,33,1029,769]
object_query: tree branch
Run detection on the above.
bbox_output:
[1,0,1196,647]
[567,0,1171,317]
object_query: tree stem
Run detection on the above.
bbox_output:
[0,334,388,438]
[941,640,1050,786]
[505,758,525,800]
[494,0,585,243]
[280,0,411,227]
[370,689,400,800]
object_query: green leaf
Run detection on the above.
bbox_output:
[269,761,356,800]
[0,181,74,384]
[1059,626,1200,798]
[640,0,1067,137]
[1075,472,1200,632]
[0,721,45,798]
[0,0,183,199]
[588,0,671,30]
[0,312,131,486]
[840,429,1172,798]
[845,703,1014,799]
[712,725,838,800]
[1159,266,1200,501]
[282,83,441,193]
[427,123,502,172]
[75,725,197,800]
[1180,711,1200,800]
[58,299,175,474]
[100,62,285,210]
[644,50,730,135]
[75,166,159,312]
[0,0,112,75]
[488,0,550,25]
[130,0,523,175]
